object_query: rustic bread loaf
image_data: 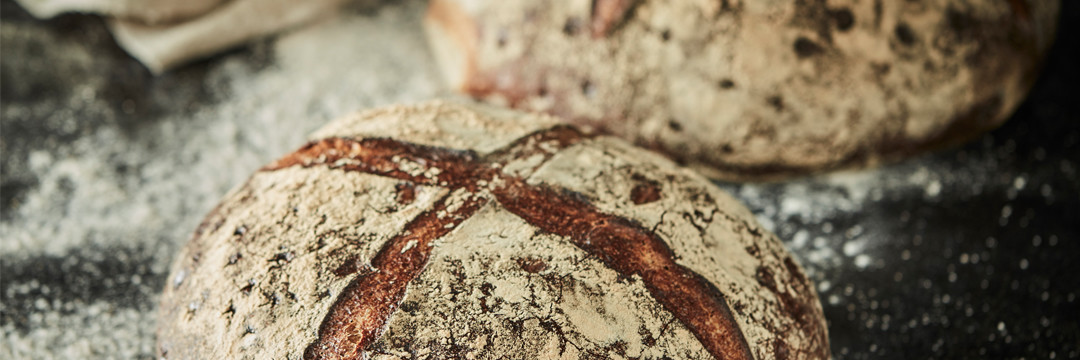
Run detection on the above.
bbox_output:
[424,0,1059,180]
[156,101,828,359]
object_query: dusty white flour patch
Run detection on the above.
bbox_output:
[1,302,156,359]
[1,1,440,256]
[720,154,1002,277]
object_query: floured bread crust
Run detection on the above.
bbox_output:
[424,0,1059,180]
[156,101,828,359]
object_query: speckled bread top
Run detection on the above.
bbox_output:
[156,101,828,359]
[424,0,1059,181]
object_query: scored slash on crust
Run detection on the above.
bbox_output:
[264,125,754,360]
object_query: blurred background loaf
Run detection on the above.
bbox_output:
[425,0,1060,180]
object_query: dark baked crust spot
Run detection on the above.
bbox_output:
[331,256,365,278]
[516,257,548,273]
[580,80,596,98]
[667,119,683,132]
[894,22,916,46]
[630,176,662,205]
[829,8,854,31]
[793,37,825,58]
[394,183,416,206]
[767,96,785,112]
[564,17,584,36]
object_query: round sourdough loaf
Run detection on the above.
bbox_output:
[156,101,828,359]
[424,0,1059,180]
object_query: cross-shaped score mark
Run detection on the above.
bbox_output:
[261,125,752,360]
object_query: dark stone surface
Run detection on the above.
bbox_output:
[0,245,162,331]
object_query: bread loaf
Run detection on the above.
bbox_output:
[156,101,828,359]
[425,0,1059,180]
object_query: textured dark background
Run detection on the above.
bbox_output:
[1,0,1077,358]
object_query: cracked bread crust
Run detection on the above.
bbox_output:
[156,101,828,359]
[424,0,1059,181]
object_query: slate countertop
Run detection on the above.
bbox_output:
[1,0,1077,358]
